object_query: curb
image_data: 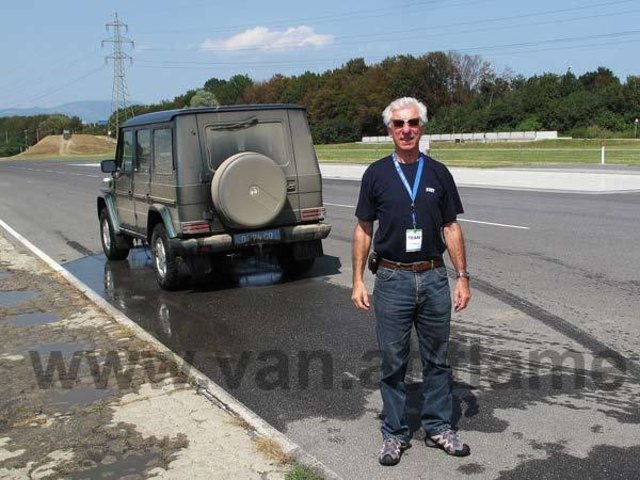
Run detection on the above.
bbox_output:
[0,218,342,480]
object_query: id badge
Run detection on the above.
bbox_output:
[406,229,423,252]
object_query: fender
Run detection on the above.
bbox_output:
[147,204,178,239]
[96,193,122,235]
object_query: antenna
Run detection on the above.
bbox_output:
[102,12,134,136]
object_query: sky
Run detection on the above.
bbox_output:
[1,0,639,109]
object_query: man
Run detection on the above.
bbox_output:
[352,97,471,466]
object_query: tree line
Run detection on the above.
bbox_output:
[3,51,637,156]
[122,52,639,144]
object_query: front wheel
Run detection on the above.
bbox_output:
[151,224,181,290]
[100,209,130,260]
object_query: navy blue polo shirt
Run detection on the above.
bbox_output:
[355,154,463,263]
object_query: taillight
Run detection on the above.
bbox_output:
[182,221,210,234]
[301,207,325,221]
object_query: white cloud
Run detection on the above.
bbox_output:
[200,26,334,52]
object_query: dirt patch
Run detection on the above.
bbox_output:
[18,134,116,158]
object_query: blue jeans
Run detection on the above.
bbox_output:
[373,265,453,441]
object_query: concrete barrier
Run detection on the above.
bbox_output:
[360,131,559,144]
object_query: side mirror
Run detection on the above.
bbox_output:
[101,159,116,173]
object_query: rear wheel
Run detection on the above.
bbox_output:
[99,209,131,260]
[151,224,181,290]
[276,243,316,276]
[279,257,315,276]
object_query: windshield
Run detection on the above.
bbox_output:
[204,121,288,171]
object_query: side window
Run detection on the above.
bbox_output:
[136,129,151,172]
[122,130,134,173]
[153,128,173,175]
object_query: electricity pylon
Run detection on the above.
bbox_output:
[103,12,134,136]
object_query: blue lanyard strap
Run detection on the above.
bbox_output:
[393,154,424,229]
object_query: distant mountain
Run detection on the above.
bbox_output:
[0,101,112,123]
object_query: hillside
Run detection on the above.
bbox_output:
[0,101,111,123]
[18,134,116,158]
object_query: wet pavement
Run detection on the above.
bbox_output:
[62,246,640,479]
[0,232,290,479]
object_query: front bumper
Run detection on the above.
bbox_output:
[170,222,332,255]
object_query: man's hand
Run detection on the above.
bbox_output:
[443,221,471,312]
[352,282,370,311]
[453,278,471,312]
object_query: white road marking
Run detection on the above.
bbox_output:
[458,218,530,230]
[324,202,531,230]
[7,165,102,179]
[324,202,356,209]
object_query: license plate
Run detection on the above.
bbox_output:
[233,228,281,246]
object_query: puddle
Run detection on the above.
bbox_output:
[50,384,115,410]
[232,258,284,287]
[69,451,162,480]
[6,312,59,327]
[0,290,38,307]
[0,272,11,281]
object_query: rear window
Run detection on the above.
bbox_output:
[204,121,287,171]
[153,128,173,175]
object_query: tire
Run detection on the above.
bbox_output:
[99,209,130,260]
[281,258,314,276]
[151,224,181,290]
[211,152,287,229]
[277,246,315,276]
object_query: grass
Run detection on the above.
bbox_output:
[285,464,326,480]
[315,138,640,168]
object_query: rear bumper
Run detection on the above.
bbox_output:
[170,222,332,255]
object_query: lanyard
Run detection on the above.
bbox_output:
[393,154,424,229]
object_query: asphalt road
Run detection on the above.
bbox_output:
[1,159,639,479]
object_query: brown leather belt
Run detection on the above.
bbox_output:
[379,257,444,272]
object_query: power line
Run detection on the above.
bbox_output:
[135,0,634,40]
[137,3,638,56]
[103,12,135,134]
[133,32,640,75]
[25,66,107,104]
[0,47,103,104]
[137,28,640,63]
[135,0,485,36]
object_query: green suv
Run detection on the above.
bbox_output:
[97,104,331,290]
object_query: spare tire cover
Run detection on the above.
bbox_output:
[211,152,287,229]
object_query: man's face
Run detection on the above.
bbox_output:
[388,105,422,155]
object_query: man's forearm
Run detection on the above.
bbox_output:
[443,221,467,272]
[352,220,373,285]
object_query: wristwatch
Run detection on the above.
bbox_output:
[455,271,470,279]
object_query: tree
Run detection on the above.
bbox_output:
[188,89,219,107]
[207,74,254,104]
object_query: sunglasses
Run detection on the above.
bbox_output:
[391,118,421,128]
